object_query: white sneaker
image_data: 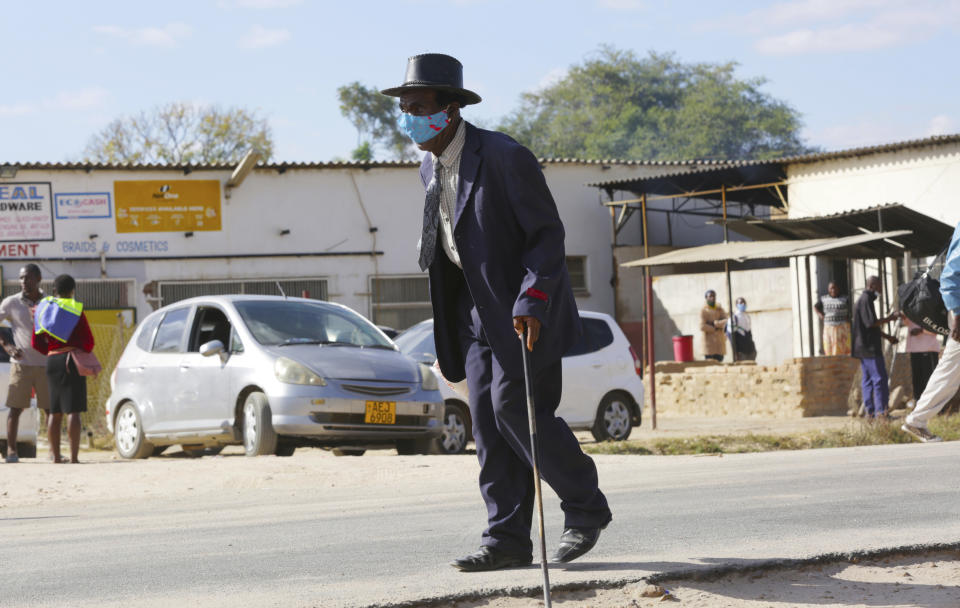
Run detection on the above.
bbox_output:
[901,423,943,443]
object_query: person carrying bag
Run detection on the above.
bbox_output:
[32,274,96,464]
[899,246,950,336]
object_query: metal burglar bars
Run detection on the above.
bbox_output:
[157,278,328,306]
[370,275,431,330]
[566,256,588,296]
[2,278,135,309]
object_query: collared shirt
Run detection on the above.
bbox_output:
[431,120,466,269]
[852,290,882,359]
[0,291,47,366]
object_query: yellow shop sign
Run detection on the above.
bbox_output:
[114,180,221,233]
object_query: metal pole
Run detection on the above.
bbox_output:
[641,193,656,430]
[610,206,620,325]
[804,256,815,357]
[794,258,805,357]
[520,330,551,608]
[722,185,735,362]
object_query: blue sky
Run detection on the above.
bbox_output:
[3,0,958,163]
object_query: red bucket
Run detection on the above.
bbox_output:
[672,335,694,362]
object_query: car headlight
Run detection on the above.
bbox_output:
[274,357,326,386]
[419,363,438,391]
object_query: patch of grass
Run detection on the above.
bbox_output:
[584,414,960,456]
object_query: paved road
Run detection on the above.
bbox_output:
[4,442,960,607]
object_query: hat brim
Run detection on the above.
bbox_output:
[380,83,481,105]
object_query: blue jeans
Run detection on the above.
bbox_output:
[859,356,889,417]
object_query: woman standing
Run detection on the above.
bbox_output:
[726,297,757,361]
[901,313,942,408]
[32,275,94,464]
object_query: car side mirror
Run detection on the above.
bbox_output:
[200,340,225,358]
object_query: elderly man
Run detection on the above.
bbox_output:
[700,289,727,362]
[382,53,611,571]
[902,221,960,442]
[851,276,900,418]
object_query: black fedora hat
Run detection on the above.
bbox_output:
[381,53,482,105]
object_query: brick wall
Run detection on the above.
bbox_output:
[648,356,861,418]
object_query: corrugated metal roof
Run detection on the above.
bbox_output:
[621,230,912,267]
[7,133,957,176]
[721,203,953,257]
[587,132,960,189]
[0,157,714,172]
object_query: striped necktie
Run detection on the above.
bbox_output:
[417,161,443,271]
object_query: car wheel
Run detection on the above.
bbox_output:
[243,392,278,457]
[591,393,634,442]
[332,448,365,456]
[437,402,470,455]
[396,438,433,455]
[115,403,154,459]
[17,442,37,459]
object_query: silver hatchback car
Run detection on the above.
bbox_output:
[106,296,443,458]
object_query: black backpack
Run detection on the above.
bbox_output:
[898,249,950,336]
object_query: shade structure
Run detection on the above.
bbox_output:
[621,230,912,268]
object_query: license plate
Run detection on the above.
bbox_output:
[364,401,396,424]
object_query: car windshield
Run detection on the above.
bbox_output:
[234,300,394,349]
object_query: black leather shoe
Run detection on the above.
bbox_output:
[549,527,602,563]
[451,546,533,572]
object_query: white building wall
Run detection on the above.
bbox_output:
[0,161,668,326]
[786,142,960,226]
[651,267,794,366]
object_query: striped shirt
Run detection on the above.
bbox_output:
[819,294,850,326]
[431,120,466,269]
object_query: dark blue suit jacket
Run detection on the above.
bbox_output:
[423,122,582,381]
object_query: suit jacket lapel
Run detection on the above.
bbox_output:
[454,122,481,230]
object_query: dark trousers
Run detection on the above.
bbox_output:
[910,352,940,401]
[456,285,611,556]
[859,355,889,417]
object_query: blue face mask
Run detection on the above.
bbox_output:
[737,303,747,312]
[398,109,450,143]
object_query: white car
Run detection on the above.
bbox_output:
[0,327,39,459]
[394,311,644,454]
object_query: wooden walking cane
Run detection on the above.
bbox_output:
[520,327,552,608]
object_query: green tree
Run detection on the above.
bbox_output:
[84,102,273,164]
[351,141,373,162]
[499,47,813,160]
[337,82,414,161]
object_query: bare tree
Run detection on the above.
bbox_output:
[85,102,273,164]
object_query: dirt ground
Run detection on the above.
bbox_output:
[5,415,958,608]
